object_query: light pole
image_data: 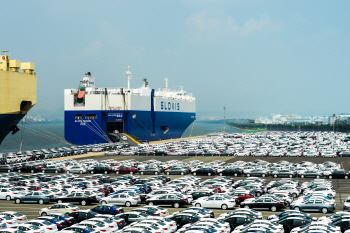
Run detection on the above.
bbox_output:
[333,114,338,133]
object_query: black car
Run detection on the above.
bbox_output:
[145,194,188,208]
[154,149,168,156]
[192,168,217,176]
[18,165,42,173]
[56,193,95,205]
[339,151,350,157]
[68,210,98,223]
[191,190,215,200]
[240,197,285,211]
[218,168,243,177]
[90,165,113,174]
[246,169,270,177]
[299,170,323,178]
[139,167,162,175]
[328,169,350,179]
[278,216,311,233]
[42,166,64,173]
[165,167,188,175]
[168,213,201,228]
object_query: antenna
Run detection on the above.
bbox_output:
[164,78,169,91]
[126,66,132,89]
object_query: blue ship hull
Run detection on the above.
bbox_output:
[0,114,26,144]
[64,110,195,145]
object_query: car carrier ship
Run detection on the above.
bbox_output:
[64,67,196,145]
[0,51,37,144]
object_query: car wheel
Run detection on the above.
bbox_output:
[155,172,158,175]
[116,171,119,174]
[41,212,47,216]
[79,170,83,174]
[81,200,87,206]
[31,170,34,173]
[179,172,184,175]
[66,171,70,173]
[195,203,201,207]
[293,193,297,198]
[18,170,21,173]
[273,174,277,178]
[208,173,211,176]
[125,201,131,207]
[15,198,21,204]
[346,176,349,179]
[57,200,63,204]
[262,174,266,177]
[7,170,10,173]
[6,195,11,201]
[301,175,304,178]
[90,171,94,174]
[193,172,196,176]
[148,202,154,206]
[294,207,300,211]
[140,172,144,175]
[55,170,59,173]
[321,207,328,214]
[316,175,320,179]
[329,176,332,179]
[244,205,249,209]
[38,199,44,204]
[285,201,290,207]
[104,171,108,174]
[234,173,238,177]
[289,174,293,178]
[247,174,250,177]
[256,192,261,197]
[271,206,277,212]
[221,204,228,210]
[130,171,133,175]
[101,201,107,204]
[166,172,170,175]
[174,203,180,208]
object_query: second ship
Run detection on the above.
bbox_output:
[64,67,196,145]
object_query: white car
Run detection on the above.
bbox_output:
[121,136,128,141]
[0,188,22,200]
[77,221,112,233]
[66,166,87,174]
[0,212,27,224]
[88,218,119,233]
[39,203,79,216]
[192,196,236,210]
[100,193,140,207]
[28,220,58,233]
[10,224,45,233]
[344,197,350,211]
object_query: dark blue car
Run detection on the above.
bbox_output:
[91,204,124,215]
[47,213,76,226]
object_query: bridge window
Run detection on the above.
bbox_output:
[86,114,97,120]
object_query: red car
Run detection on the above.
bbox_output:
[232,192,254,204]
[116,165,138,174]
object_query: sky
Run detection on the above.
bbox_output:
[2,0,350,119]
